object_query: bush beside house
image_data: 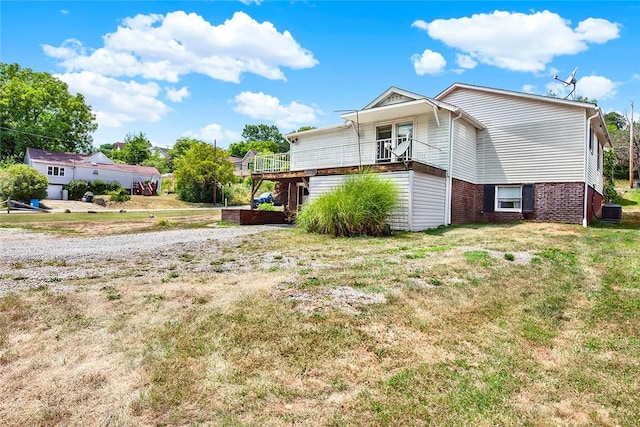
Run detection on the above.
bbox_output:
[0,164,48,202]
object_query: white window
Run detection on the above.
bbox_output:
[496,186,522,212]
[47,166,65,176]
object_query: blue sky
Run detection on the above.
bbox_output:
[2,1,639,150]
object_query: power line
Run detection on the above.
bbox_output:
[0,125,78,144]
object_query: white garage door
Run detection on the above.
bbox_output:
[46,184,63,200]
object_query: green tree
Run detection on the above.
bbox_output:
[98,143,115,158]
[142,150,170,174]
[167,137,201,171]
[0,62,98,161]
[242,124,288,152]
[295,126,316,132]
[604,112,626,131]
[228,140,279,157]
[115,132,151,165]
[0,164,48,201]
[174,142,234,203]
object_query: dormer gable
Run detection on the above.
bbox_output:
[79,152,114,165]
[363,87,428,110]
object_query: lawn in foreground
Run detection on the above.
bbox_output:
[1,216,639,425]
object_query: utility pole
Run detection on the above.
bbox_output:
[213,139,217,206]
[631,102,635,189]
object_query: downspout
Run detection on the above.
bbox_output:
[583,109,600,227]
[446,110,464,225]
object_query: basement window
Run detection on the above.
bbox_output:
[495,185,522,212]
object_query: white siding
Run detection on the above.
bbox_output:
[291,109,451,171]
[75,167,133,189]
[411,172,447,230]
[308,172,410,230]
[441,89,586,183]
[291,128,364,170]
[308,171,446,231]
[451,118,477,183]
[587,129,604,193]
[30,161,73,186]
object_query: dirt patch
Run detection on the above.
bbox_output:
[278,285,387,315]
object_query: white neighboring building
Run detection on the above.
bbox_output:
[24,147,161,200]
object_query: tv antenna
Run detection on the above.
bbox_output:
[554,67,578,100]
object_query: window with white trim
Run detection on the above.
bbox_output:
[495,185,522,212]
[47,166,65,176]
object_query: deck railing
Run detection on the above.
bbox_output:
[252,152,290,173]
[252,139,445,173]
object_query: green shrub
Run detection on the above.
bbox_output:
[257,202,275,211]
[90,179,108,195]
[66,180,89,200]
[224,183,250,206]
[107,181,121,192]
[109,188,131,202]
[0,164,48,201]
[297,172,398,237]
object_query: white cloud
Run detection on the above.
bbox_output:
[54,71,170,128]
[521,84,536,94]
[231,91,319,130]
[456,54,477,70]
[165,86,189,102]
[545,74,618,100]
[42,10,318,83]
[412,10,620,72]
[410,49,446,75]
[576,75,618,100]
[182,124,241,143]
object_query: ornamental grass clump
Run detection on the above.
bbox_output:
[297,172,398,237]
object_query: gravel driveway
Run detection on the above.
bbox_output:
[0,225,286,296]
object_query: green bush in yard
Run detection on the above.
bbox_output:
[297,172,398,237]
[0,164,48,201]
[66,180,89,200]
[109,187,131,202]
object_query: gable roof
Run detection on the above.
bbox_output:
[25,147,160,176]
[435,82,612,146]
[436,82,602,110]
[363,86,429,109]
[26,147,88,164]
[341,86,485,130]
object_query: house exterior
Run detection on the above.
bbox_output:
[230,150,257,179]
[24,147,161,200]
[251,84,610,231]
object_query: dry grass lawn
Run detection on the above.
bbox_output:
[1,191,639,426]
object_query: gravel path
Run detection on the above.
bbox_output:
[0,225,287,296]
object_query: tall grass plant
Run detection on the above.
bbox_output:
[297,172,398,237]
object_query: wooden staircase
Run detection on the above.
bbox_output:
[132,181,157,196]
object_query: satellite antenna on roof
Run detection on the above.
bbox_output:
[554,67,578,100]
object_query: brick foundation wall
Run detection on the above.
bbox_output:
[451,180,587,225]
[532,182,584,224]
[451,178,478,225]
[221,209,288,225]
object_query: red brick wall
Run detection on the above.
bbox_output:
[451,178,477,224]
[532,182,584,224]
[450,179,587,225]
